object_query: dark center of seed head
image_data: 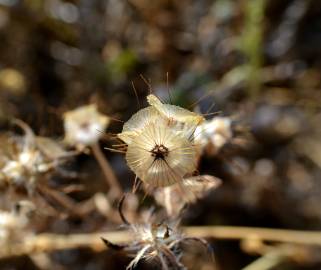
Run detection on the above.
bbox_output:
[150,144,169,160]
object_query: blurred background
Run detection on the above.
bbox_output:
[0,0,321,269]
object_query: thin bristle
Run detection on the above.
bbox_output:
[101,133,119,140]
[140,74,152,94]
[132,176,142,193]
[201,111,222,117]
[188,91,214,109]
[104,147,126,154]
[109,116,125,123]
[131,81,141,109]
[166,72,172,105]
[112,143,128,148]
[204,100,216,115]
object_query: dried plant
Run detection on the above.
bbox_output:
[117,94,205,189]
[63,104,110,150]
[0,200,35,245]
[102,195,212,270]
[154,175,222,217]
[0,120,74,193]
[195,116,233,156]
[63,104,122,197]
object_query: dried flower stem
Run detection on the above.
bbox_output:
[91,142,122,197]
[1,226,321,260]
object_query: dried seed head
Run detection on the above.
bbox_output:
[0,200,35,244]
[104,218,211,270]
[154,175,222,216]
[196,116,232,155]
[126,119,198,187]
[118,95,204,187]
[63,104,110,147]
[0,120,73,191]
[102,195,213,270]
[104,221,185,270]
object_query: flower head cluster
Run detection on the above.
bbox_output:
[118,95,205,187]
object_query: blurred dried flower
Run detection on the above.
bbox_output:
[0,68,26,96]
[118,94,204,188]
[0,200,35,245]
[195,116,232,155]
[0,120,73,192]
[63,104,110,149]
[154,175,222,216]
[63,104,123,197]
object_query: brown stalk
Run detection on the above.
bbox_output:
[1,226,321,260]
[91,142,122,198]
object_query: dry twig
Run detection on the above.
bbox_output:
[91,142,122,197]
[1,226,321,260]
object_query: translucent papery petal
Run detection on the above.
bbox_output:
[125,120,197,187]
[122,106,160,133]
[119,96,204,146]
[117,131,138,145]
[118,106,161,145]
[147,94,204,126]
[154,175,222,216]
